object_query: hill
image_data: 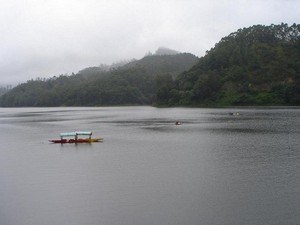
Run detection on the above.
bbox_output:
[0,51,198,106]
[123,53,197,77]
[154,47,179,55]
[156,23,300,106]
[2,24,299,107]
[0,86,12,97]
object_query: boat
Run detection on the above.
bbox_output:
[175,121,181,125]
[49,131,103,144]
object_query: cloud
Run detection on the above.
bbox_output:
[0,0,299,84]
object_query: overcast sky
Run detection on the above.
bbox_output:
[0,0,299,85]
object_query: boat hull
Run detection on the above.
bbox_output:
[49,138,103,144]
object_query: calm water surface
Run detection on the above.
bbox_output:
[0,106,299,225]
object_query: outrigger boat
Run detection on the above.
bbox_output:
[49,131,103,144]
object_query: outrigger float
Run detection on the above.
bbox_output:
[49,131,103,144]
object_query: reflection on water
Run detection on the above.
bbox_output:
[0,106,299,225]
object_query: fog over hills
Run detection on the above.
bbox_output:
[154,47,180,55]
[0,48,198,107]
[1,1,299,85]
[1,23,299,107]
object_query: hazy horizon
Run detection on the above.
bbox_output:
[1,0,300,85]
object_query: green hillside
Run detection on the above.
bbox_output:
[1,24,299,107]
[0,86,11,97]
[157,23,300,106]
[0,51,198,106]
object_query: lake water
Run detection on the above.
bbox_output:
[0,106,299,225]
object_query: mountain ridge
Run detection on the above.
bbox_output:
[1,23,299,107]
[0,51,198,106]
[155,23,300,106]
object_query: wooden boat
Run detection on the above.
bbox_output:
[49,131,103,144]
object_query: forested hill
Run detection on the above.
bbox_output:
[122,53,197,76]
[0,86,11,96]
[0,51,198,106]
[156,23,300,106]
[1,24,299,107]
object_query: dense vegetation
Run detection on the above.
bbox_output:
[157,23,300,106]
[1,23,299,107]
[0,86,11,97]
[0,51,198,106]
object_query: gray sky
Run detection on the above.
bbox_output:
[0,0,299,85]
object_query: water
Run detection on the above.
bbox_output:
[0,106,299,225]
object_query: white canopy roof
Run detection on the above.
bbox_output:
[60,131,92,137]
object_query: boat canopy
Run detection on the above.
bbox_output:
[60,132,76,137]
[75,131,92,136]
[60,131,92,137]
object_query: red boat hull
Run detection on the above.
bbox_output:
[49,138,102,144]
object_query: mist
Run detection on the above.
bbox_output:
[1,0,299,85]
